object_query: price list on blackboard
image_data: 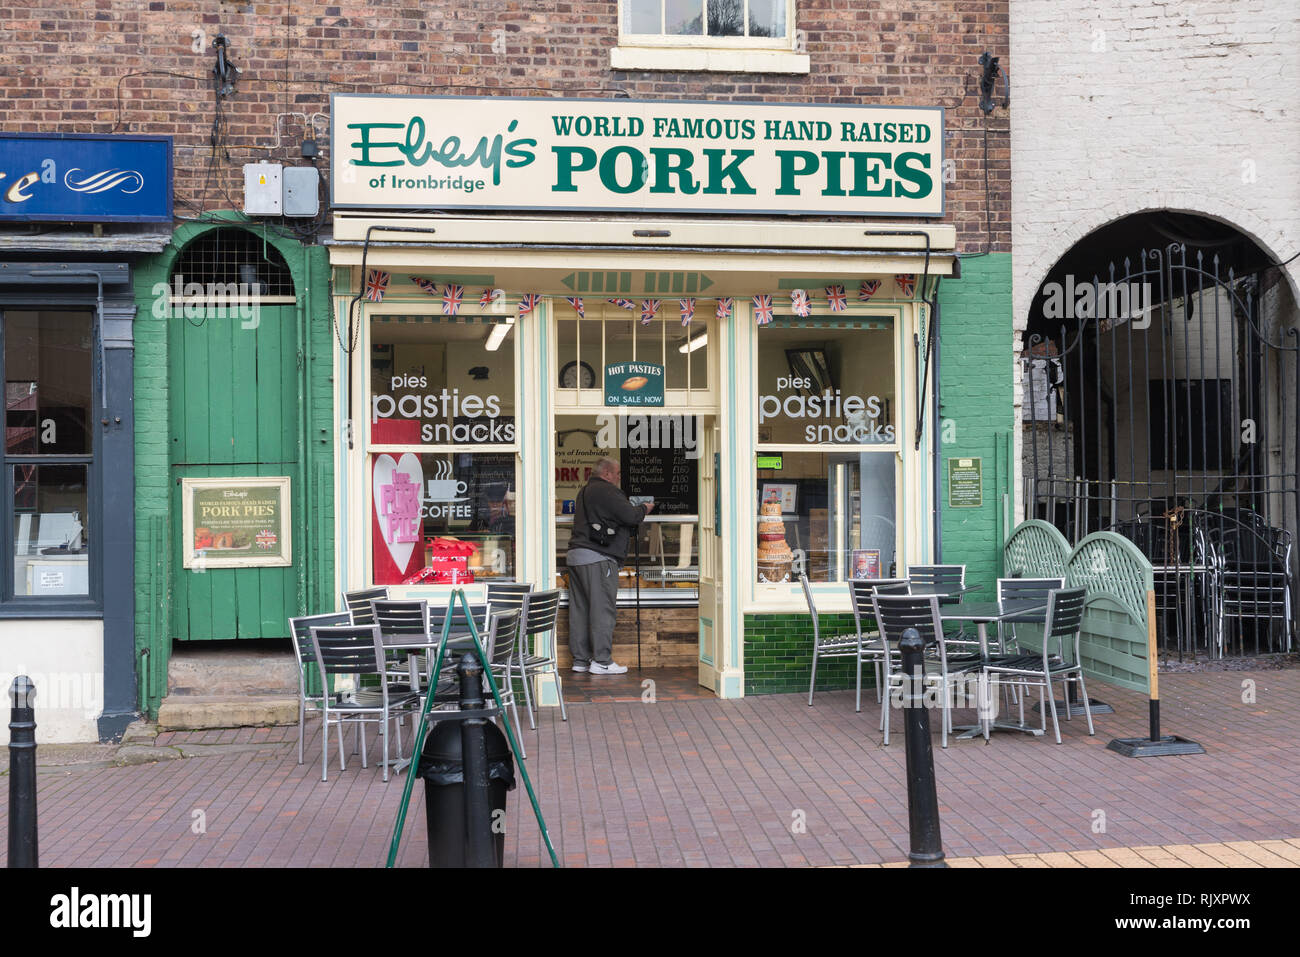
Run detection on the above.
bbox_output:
[621,445,698,516]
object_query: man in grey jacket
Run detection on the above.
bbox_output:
[566,457,654,674]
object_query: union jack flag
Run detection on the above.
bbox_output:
[411,277,440,296]
[640,299,660,325]
[896,274,916,298]
[825,285,847,312]
[255,529,278,550]
[679,298,695,326]
[715,297,734,321]
[753,294,774,326]
[479,288,498,307]
[565,296,585,318]
[859,279,881,302]
[607,298,636,311]
[441,283,463,315]
[364,270,390,302]
[791,289,812,317]
[518,293,541,315]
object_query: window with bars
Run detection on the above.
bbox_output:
[170,227,295,301]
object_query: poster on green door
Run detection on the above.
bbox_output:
[182,476,292,569]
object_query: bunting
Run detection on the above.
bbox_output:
[824,285,847,312]
[518,293,541,315]
[441,283,463,315]
[607,298,637,311]
[479,288,499,307]
[565,296,585,318]
[364,270,390,303]
[753,293,774,326]
[859,279,881,302]
[715,297,734,321]
[679,298,696,326]
[896,274,916,298]
[411,277,440,296]
[640,299,661,325]
[791,288,812,317]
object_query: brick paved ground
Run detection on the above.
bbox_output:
[1,670,1297,867]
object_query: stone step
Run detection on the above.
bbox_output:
[167,645,299,696]
[156,694,300,731]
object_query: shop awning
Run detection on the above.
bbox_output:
[325,213,958,295]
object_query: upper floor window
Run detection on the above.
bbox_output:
[622,0,790,42]
[614,0,808,73]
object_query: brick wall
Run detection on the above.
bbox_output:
[0,0,1008,251]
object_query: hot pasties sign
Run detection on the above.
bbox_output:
[331,94,942,217]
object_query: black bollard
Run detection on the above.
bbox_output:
[899,630,946,868]
[456,653,495,868]
[8,676,38,868]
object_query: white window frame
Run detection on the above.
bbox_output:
[612,0,809,74]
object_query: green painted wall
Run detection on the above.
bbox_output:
[131,216,335,716]
[742,253,1014,695]
[935,253,1014,595]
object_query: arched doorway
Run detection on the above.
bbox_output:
[1022,212,1298,657]
[167,226,304,640]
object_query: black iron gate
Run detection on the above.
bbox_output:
[1023,243,1298,657]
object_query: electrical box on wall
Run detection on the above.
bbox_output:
[243,162,283,215]
[283,166,320,217]
[243,162,319,217]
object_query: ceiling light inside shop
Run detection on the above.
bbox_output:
[484,320,513,352]
[679,333,707,354]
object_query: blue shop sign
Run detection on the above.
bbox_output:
[0,133,172,222]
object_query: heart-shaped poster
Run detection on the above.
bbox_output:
[373,453,424,574]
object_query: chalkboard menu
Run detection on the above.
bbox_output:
[621,445,698,516]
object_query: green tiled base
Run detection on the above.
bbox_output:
[743,613,878,696]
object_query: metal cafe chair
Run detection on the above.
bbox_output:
[508,589,567,729]
[839,577,910,710]
[996,577,1064,655]
[483,607,527,758]
[288,611,352,765]
[308,624,420,783]
[907,564,979,651]
[343,586,389,625]
[802,573,868,710]
[371,598,431,688]
[870,593,984,749]
[982,587,1095,744]
[482,582,533,631]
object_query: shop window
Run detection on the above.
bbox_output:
[369,314,518,585]
[3,310,95,601]
[754,317,898,585]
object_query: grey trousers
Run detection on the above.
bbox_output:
[566,558,619,666]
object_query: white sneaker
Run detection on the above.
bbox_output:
[571,662,589,672]
[589,661,628,675]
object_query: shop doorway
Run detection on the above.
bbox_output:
[552,412,712,692]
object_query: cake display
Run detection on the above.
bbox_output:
[756,500,793,583]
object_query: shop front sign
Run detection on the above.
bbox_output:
[0,133,172,222]
[331,94,942,216]
[182,477,292,568]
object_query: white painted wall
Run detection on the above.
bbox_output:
[1010,0,1300,518]
[0,620,103,744]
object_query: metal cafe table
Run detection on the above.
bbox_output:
[380,601,488,693]
[936,599,1048,740]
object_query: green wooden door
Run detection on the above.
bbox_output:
[169,304,303,640]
